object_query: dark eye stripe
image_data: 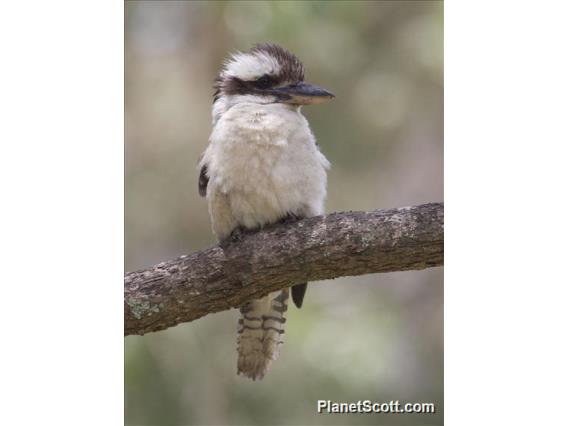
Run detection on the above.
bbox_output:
[215,74,286,97]
[253,75,276,89]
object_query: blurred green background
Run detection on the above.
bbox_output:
[125,1,443,425]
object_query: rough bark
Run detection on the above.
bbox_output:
[125,202,443,336]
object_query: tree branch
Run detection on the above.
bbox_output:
[125,202,443,336]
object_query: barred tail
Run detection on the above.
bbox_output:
[237,289,289,380]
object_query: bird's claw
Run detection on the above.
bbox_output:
[230,227,245,242]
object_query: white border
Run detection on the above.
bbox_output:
[0,2,123,424]
[446,1,568,424]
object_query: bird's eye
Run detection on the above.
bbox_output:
[254,75,273,89]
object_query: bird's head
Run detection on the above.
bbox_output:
[212,43,334,120]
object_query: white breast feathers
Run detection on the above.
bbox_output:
[200,102,330,240]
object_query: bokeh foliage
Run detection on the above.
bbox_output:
[125,1,443,425]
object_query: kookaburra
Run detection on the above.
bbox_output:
[198,43,334,380]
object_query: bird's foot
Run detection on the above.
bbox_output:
[229,226,246,242]
[278,213,303,225]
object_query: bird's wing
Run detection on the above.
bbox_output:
[198,163,209,197]
[291,282,308,308]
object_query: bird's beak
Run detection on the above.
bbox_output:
[272,82,335,105]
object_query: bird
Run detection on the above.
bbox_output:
[198,43,334,380]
